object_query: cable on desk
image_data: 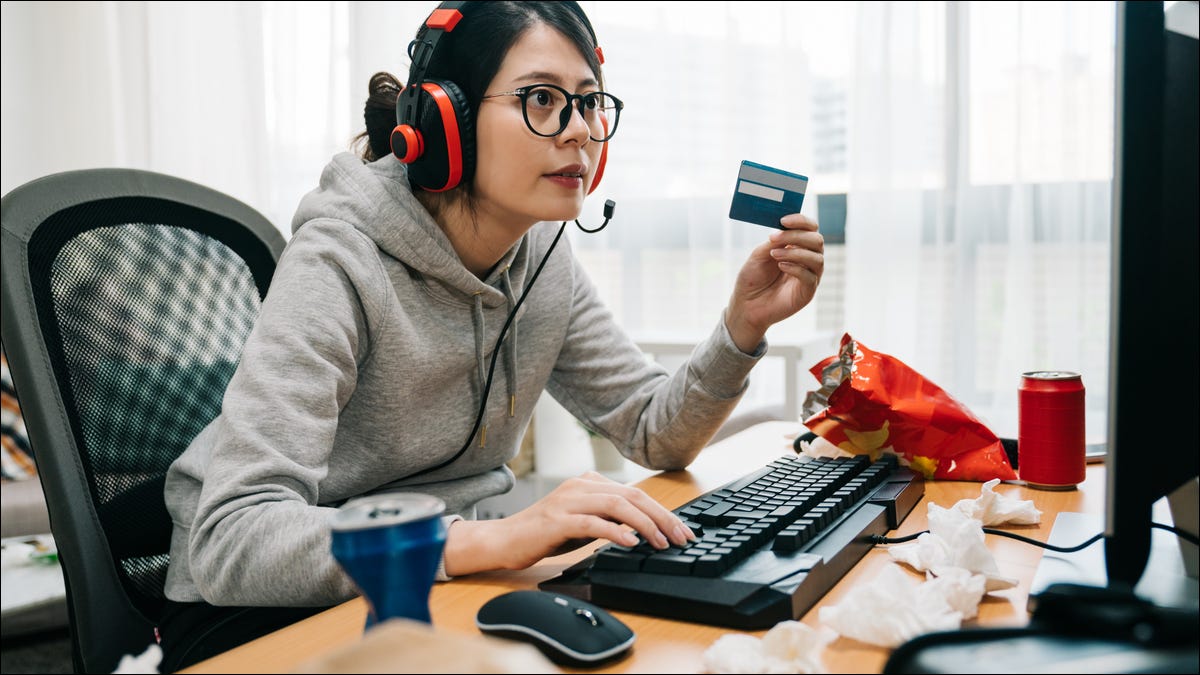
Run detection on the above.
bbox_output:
[869,521,1198,551]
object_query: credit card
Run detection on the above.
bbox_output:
[728,160,808,229]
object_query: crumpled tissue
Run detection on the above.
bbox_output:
[887,503,1017,591]
[950,478,1042,526]
[817,564,981,648]
[816,480,1041,647]
[795,434,849,460]
[703,620,834,674]
[112,643,162,674]
[889,479,1040,591]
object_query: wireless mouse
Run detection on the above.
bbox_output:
[475,590,636,667]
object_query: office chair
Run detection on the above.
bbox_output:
[0,168,285,673]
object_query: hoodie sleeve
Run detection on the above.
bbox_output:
[545,252,765,471]
[184,220,389,606]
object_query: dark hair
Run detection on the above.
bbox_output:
[353,1,602,197]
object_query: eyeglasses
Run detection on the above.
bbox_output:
[482,83,623,142]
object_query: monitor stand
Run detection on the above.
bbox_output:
[1027,482,1200,613]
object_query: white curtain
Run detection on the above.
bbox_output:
[844,1,1114,438]
[2,1,1117,441]
[1,1,426,233]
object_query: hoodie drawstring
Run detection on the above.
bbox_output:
[500,266,519,419]
[471,293,487,447]
[471,275,519,447]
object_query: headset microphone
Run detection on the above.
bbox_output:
[576,199,616,234]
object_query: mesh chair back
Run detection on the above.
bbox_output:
[1,169,284,673]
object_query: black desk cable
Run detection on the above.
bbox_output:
[870,521,1200,550]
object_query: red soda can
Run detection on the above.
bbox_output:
[1018,371,1086,490]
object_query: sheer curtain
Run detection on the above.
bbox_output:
[1,1,369,234]
[575,1,1115,437]
[2,0,1117,443]
[572,1,852,420]
[844,1,1114,438]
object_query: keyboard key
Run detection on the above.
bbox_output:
[643,553,695,575]
[692,554,726,577]
[772,528,807,552]
[593,549,644,571]
[697,501,736,524]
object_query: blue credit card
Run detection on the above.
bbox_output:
[728,160,809,229]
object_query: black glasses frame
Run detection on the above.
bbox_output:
[482,83,623,142]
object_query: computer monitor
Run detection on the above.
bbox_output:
[1030,1,1199,608]
[1105,0,1198,593]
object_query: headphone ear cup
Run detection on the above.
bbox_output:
[404,79,475,192]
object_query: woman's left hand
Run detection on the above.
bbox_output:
[725,214,824,352]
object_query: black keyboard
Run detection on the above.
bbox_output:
[539,453,924,629]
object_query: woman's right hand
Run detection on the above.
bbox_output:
[442,471,695,577]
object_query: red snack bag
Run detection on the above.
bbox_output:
[802,334,1017,481]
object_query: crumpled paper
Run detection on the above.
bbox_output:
[112,643,162,674]
[888,479,1040,591]
[887,503,1018,592]
[950,478,1042,526]
[703,620,834,674]
[795,434,851,460]
[817,481,1040,648]
[817,564,980,648]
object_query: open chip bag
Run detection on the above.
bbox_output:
[801,334,1017,481]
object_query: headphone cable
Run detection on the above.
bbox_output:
[400,221,568,482]
[401,200,617,483]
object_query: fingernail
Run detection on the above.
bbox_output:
[770,249,784,258]
[654,532,669,549]
[769,232,783,242]
[673,525,690,544]
[622,532,639,547]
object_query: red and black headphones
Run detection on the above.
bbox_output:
[390,0,609,194]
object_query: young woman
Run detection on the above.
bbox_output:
[158,1,823,669]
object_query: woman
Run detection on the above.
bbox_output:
[158,1,823,669]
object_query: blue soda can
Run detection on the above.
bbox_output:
[329,493,447,627]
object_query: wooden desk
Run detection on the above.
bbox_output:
[183,421,1104,674]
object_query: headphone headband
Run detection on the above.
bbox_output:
[397,2,466,135]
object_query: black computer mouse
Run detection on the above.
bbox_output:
[475,590,636,667]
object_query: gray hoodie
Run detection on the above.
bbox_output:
[162,152,764,607]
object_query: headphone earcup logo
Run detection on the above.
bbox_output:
[390,124,423,164]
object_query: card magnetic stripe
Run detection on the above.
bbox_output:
[738,163,808,194]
